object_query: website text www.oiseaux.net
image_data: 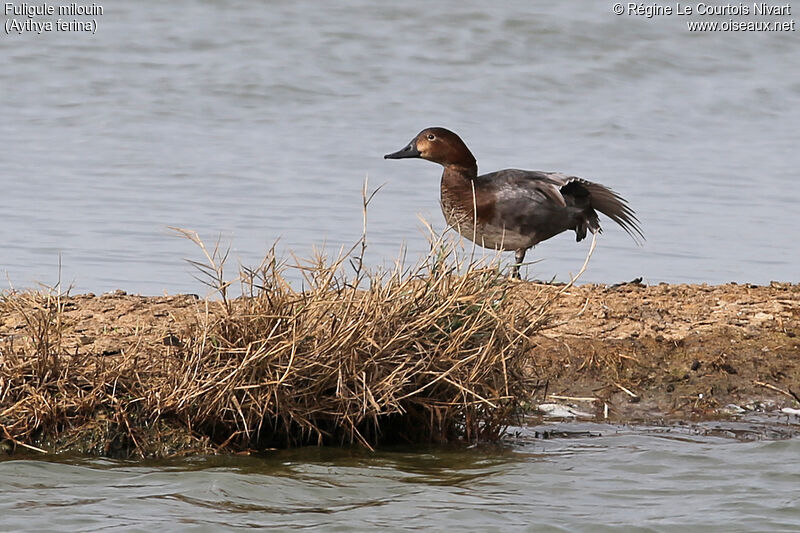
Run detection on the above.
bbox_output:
[687,18,795,31]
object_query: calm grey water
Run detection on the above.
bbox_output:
[1,422,799,532]
[2,1,798,294]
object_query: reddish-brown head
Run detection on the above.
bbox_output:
[385,127,477,170]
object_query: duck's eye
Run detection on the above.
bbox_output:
[427,134,435,141]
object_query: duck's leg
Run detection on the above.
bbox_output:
[512,248,527,279]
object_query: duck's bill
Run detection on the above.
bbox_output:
[384,141,420,159]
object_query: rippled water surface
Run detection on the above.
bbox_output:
[2,1,799,294]
[2,423,799,532]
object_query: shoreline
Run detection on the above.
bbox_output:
[524,281,799,421]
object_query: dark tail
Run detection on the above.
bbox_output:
[583,181,644,245]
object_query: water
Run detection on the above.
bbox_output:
[2,2,799,529]
[1,422,799,532]
[1,1,798,295]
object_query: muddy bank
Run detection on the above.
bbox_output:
[4,281,797,421]
[1,281,798,456]
[523,281,800,420]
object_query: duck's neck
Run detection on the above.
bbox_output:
[440,163,480,225]
[441,164,479,203]
[442,162,478,185]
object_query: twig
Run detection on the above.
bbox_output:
[2,426,47,454]
[614,382,639,399]
[754,381,800,403]
[558,231,597,296]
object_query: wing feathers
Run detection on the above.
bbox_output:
[576,179,644,245]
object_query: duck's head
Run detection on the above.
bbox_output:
[384,127,476,169]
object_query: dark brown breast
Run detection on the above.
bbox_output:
[440,167,496,228]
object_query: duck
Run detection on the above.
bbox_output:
[384,127,643,278]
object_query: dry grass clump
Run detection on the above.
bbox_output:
[0,289,68,453]
[1,289,112,454]
[156,231,550,450]
[0,234,550,456]
[0,288,198,456]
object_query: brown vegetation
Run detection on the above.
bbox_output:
[0,234,551,458]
